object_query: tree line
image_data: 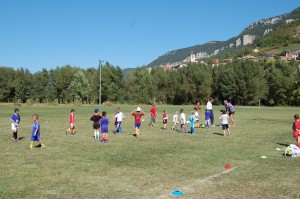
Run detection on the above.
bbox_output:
[0,59,299,106]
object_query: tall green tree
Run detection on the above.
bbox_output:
[32,69,49,103]
[14,68,33,103]
[265,60,294,105]
[0,67,15,102]
[233,60,267,105]
[101,63,125,103]
[48,65,77,103]
[124,67,154,104]
[67,70,92,103]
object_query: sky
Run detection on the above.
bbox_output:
[1,0,300,73]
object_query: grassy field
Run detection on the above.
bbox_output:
[0,104,300,199]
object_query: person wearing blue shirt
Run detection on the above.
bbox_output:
[188,111,196,134]
[29,114,45,149]
[100,111,109,143]
[10,108,20,142]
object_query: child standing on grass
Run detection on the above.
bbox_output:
[114,107,125,133]
[171,111,178,130]
[205,109,211,128]
[131,107,145,138]
[90,108,102,139]
[66,109,76,135]
[219,110,230,136]
[188,111,196,134]
[29,114,45,149]
[100,111,109,143]
[179,109,188,133]
[194,108,200,128]
[149,104,157,126]
[292,114,300,147]
[10,108,20,142]
[162,110,168,130]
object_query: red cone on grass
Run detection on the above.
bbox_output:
[224,164,232,169]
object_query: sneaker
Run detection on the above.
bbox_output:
[29,145,33,149]
[41,144,46,148]
[66,131,69,135]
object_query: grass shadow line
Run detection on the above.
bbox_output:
[276,143,289,147]
[213,132,224,136]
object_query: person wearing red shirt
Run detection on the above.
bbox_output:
[131,107,145,138]
[66,109,76,135]
[292,114,300,147]
[149,104,157,126]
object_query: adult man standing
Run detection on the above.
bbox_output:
[206,98,215,127]
[149,104,157,126]
[224,100,236,127]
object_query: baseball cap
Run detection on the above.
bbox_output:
[137,107,141,112]
[94,108,99,113]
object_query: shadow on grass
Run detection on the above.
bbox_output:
[129,133,140,137]
[213,132,224,136]
[34,144,42,148]
[18,137,25,140]
[277,143,289,147]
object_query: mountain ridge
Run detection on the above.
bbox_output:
[146,7,300,67]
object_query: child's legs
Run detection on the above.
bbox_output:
[227,127,230,135]
[222,125,226,136]
[191,127,194,133]
[11,124,18,139]
[115,122,121,132]
[102,133,108,141]
[12,130,18,139]
[71,123,75,132]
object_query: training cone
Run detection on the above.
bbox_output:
[171,190,184,196]
[224,164,232,169]
[261,156,267,159]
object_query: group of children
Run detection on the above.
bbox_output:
[168,108,212,134]
[9,106,300,148]
[10,108,45,149]
[89,108,109,143]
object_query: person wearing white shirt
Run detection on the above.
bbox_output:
[171,111,178,130]
[179,109,188,133]
[114,108,125,133]
[194,108,199,127]
[206,98,215,127]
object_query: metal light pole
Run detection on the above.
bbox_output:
[99,60,103,105]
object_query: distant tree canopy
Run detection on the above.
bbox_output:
[0,59,299,106]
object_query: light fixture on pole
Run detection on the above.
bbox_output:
[99,60,103,105]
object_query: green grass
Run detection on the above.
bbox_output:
[0,104,300,199]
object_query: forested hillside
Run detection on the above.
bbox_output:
[0,57,299,106]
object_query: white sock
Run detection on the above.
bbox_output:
[94,130,97,139]
[96,131,100,139]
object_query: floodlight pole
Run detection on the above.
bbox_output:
[99,60,103,105]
